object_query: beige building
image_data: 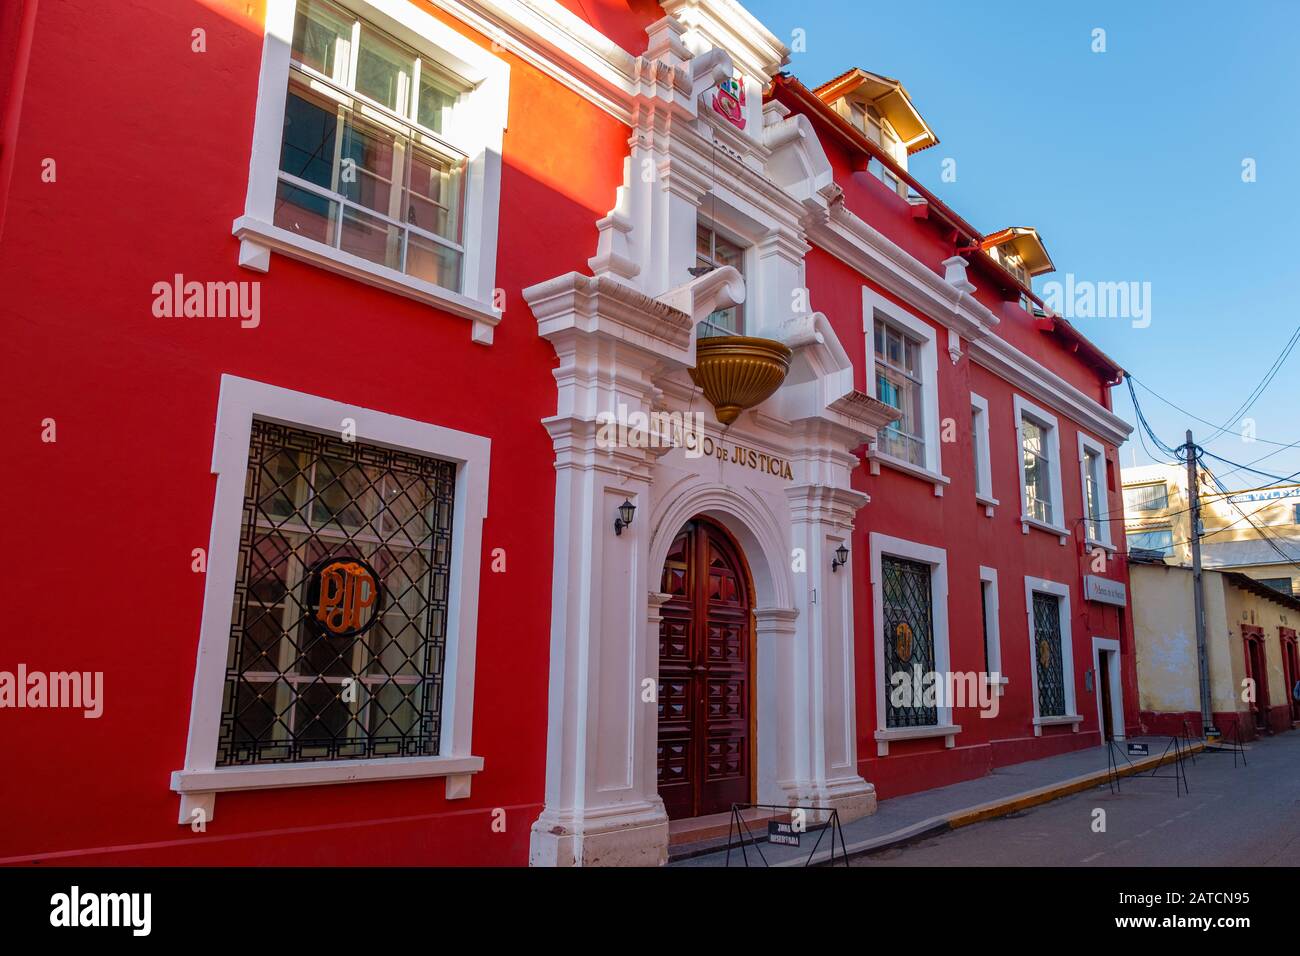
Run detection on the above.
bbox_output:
[1122,463,1300,597]
[1131,557,1300,739]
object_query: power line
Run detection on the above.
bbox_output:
[1197,323,1300,445]
[1204,471,1300,574]
[1199,448,1300,488]
[1128,373,1300,449]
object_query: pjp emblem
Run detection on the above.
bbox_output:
[306,556,382,637]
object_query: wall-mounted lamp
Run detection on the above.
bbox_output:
[831,543,850,573]
[614,499,636,536]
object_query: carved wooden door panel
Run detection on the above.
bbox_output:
[656,520,751,820]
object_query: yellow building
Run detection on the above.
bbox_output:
[1131,557,1300,739]
[1122,463,1300,597]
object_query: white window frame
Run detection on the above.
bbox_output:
[864,287,949,496]
[1123,481,1169,513]
[979,566,1007,695]
[1091,637,1126,742]
[869,533,960,755]
[233,0,508,344]
[171,374,490,823]
[695,220,748,336]
[1126,526,1174,556]
[1013,394,1068,541]
[970,392,997,515]
[1023,576,1081,733]
[1078,431,1113,549]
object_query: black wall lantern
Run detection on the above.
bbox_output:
[614,498,636,536]
[831,543,850,573]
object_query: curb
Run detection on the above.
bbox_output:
[778,742,1205,867]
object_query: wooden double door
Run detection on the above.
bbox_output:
[657,519,753,820]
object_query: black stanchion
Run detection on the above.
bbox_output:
[1203,713,1248,767]
[725,803,849,867]
[1105,738,1136,794]
[1145,736,1190,797]
[1180,718,1198,766]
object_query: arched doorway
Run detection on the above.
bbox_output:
[657,517,753,820]
[1243,626,1270,734]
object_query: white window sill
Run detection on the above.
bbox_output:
[1020,514,1070,544]
[170,754,484,824]
[875,723,961,756]
[1084,537,1117,554]
[1032,714,1082,736]
[232,216,501,344]
[976,492,999,517]
[867,450,951,497]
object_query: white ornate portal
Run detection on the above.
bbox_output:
[524,11,898,866]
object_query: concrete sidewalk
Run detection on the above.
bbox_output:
[671,735,1207,867]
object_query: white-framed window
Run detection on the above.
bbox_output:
[1078,432,1111,547]
[979,566,1006,694]
[171,375,490,823]
[970,392,996,508]
[1013,395,1066,536]
[865,288,945,486]
[1023,576,1080,732]
[233,0,509,344]
[1126,527,1174,556]
[1123,482,1169,513]
[695,223,747,337]
[869,533,959,755]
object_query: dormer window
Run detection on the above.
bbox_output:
[998,248,1029,287]
[695,224,746,337]
[982,228,1055,308]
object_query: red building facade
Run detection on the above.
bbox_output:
[1,0,1136,866]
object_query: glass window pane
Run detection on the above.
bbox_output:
[404,143,463,242]
[280,82,339,188]
[338,115,397,215]
[1127,529,1174,555]
[697,225,713,259]
[354,24,414,114]
[406,233,462,289]
[273,180,338,244]
[416,66,459,134]
[713,234,744,271]
[291,0,353,79]
[339,205,402,270]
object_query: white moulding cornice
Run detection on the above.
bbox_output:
[660,0,790,81]
[431,0,638,122]
[809,207,1131,448]
[525,271,695,360]
[968,333,1132,447]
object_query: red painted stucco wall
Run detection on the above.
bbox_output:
[0,0,648,865]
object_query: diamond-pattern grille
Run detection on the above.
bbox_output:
[882,555,937,728]
[217,420,456,765]
[1032,592,1065,717]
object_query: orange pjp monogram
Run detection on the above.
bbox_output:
[315,559,380,636]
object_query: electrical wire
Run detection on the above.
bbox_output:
[1196,324,1300,445]
[1128,373,1300,449]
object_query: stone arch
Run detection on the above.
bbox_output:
[648,479,796,615]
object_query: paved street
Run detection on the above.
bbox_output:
[850,732,1300,866]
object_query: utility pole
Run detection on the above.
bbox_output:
[1185,430,1214,736]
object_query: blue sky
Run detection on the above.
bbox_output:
[747,0,1300,491]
